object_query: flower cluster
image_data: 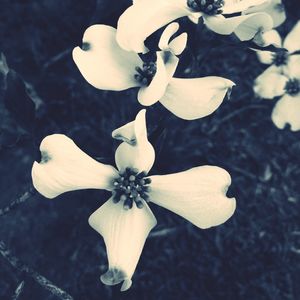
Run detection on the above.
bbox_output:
[31,0,286,292]
[254,20,300,131]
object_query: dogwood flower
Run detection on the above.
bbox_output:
[116,0,273,53]
[73,23,235,120]
[254,21,300,80]
[253,21,300,130]
[31,110,236,291]
[254,64,300,130]
[243,0,286,28]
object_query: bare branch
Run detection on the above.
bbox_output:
[43,48,72,69]
[0,187,36,217]
[0,241,74,300]
[11,281,25,300]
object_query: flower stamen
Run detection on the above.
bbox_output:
[187,0,224,15]
[112,168,151,210]
[134,62,157,86]
[272,50,289,66]
[284,78,300,96]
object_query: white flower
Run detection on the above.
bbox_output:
[73,23,235,120]
[254,21,300,77]
[116,0,273,53]
[242,0,286,28]
[253,21,300,130]
[31,109,236,291]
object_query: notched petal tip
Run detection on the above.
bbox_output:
[100,268,132,291]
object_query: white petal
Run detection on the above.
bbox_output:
[149,166,236,229]
[285,55,300,78]
[253,67,287,99]
[222,0,270,14]
[168,32,188,55]
[204,13,273,41]
[114,110,155,173]
[272,95,300,131]
[32,134,118,199]
[243,0,286,28]
[158,22,180,51]
[159,77,235,120]
[72,25,142,90]
[259,29,282,47]
[88,198,157,291]
[283,21,300,53]
[116,0,190,53]
[138,51,178,106]
[256,50,274,64]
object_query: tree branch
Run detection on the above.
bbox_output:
[0,241,73,300]
[0,187,36,217]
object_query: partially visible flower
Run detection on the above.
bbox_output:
[254,65,300,131]
[243,0,286,28]
[116,0,273,53]
[32,109,236,291]
[254,21,300,76]
[73,23,235,120]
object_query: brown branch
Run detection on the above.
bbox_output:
[0,241,73,300]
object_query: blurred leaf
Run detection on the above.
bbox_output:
[4,70,36,133]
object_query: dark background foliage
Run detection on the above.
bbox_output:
[0,0,299,299]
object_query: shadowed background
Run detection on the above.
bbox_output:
[0,0,299,299]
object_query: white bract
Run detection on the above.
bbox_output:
[242,0,286,28]
[116,0,273,53]
[254,21,300,130]
[73,23,235,120]
[31,109,236,291]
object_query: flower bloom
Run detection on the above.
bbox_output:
[73,23,235,120]
[116,0,273,53]
[253,21,300,130]
[31,110,236,291]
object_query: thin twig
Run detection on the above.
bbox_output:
[11,281,25,300]
[0,241,74,300]
[0,187,36,217]
[149,227,178,238]
[43,48,72,69]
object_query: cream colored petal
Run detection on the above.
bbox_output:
[72,25,142,90]
[158,22,180,51]
[32,134,118,199]
[204,13,273,41]
[259,29,282,47]
[159,77,235,120]
[285,55,300,78]
[272,95,300,131]
[88,198,157,291]
[283,21,300,53]
[149,166,236,229]
[253,67,287,99]
[116,0,190,53]
[243,0,286,28]
[168,33,188,55]
[256,50,274,64]
[114,110,155,173]
[222,0,269,14]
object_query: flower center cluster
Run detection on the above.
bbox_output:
[187,0,224,15]
[284,78,300,96]
[134,62,157,86]
[112,168,151,210]
[272,50,289,66]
